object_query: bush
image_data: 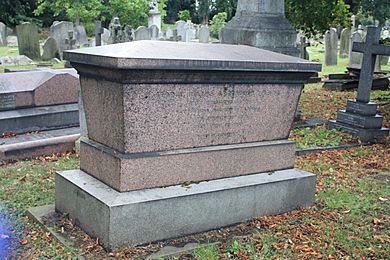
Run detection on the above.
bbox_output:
[209,12,227,39]
[179,10,191,21]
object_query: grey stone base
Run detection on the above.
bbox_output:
[0,127,79,161]
[328,120,389,142]
[346,100,378,116]
[55,169,316,250]
[336,110,383,129]
[220,15,299,57]
[0,103,79,135]
[80,139,296,192]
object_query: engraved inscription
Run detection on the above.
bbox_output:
[0,94,16,110]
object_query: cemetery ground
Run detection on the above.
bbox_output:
[0,44,389,258]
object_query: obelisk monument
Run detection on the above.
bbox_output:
[221,0,299,57]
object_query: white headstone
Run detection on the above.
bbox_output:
[166,28,174,40]
[198,25,210,43]
[148,25,159,40]
[175,20,186,41]
[183,21,196,43]
[134,26,150,41]
[102,28,111,45]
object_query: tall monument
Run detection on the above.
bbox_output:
[220,0,299,57]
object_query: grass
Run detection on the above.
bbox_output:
[290,125,357,149]
[307,43,390,76]
[0,46,65,73]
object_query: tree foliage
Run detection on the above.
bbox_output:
[210,12,227,39]
[357,0,390,26]
[286,0,351,37]
[0,0,41,26]
[35,0,167,32]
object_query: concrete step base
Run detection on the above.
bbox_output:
[55,168,316,250]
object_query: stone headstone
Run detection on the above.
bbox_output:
[60,41,320,249]
[0,69,79,112]
[6,36,17,46]
[324,28,338,66]
[175,20,186,41]
[220,0,299,57]
[198,25,210,43]
[42,37,60,61]
[50,21,75,56]
[74,24,88,46]
[0,55,33,66]
[339,28,351,58]
[0,22,6,46]
[134,26,150,41]
[183,21,196,42]
[165,28,174,40]
[349,30,364,68]
[102,28,111,45]
[148,25,159,40]
[16,23,41,60]
[383,28,389,39]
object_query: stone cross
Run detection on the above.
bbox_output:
[65,30,76,50]
[353,26,390,103]
[95,21,104,46]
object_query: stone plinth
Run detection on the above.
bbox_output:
[58,41,321,249]
[220,0,299,57]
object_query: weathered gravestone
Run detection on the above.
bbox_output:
[16,23,40,60]
[50,21,75,58]
[339,28,351,58]
[58,41,321,249]
[0,22,6,46]
[108,17,125,44]
[95,21,104,47]
[42,37,60,61]
[330,26,390,142]
[165,28,174,40]
[73,14,88,46]
[324,28,338,66]
[175,20,186,41]
[198,25,210,43]
[183,21,196,42]
[0,69,80,161]
[148,25,159,40]
[102,28,111,45]
[349,29,364,68]
[221,0,299,57]
[134,26,150,41]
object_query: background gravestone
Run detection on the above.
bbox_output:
[148,25,159,40]
[198,25,210,43]
[349,30,364,69]
[165,28,174,40]
[175,20,186,41]
[16,22,41,60]
[221,0,299,57]
[324,28,338,66]
[74,24,88,46]
[50,21,74,57]
[42,37,59,61]
[102,28,111,45]
[0,22,6,46]
[339,28,351,58]
[183,21,196,42]
[134,26,150,41]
